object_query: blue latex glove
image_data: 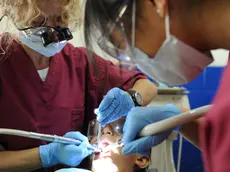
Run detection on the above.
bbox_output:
[55,168,92,172]
[96,87,135,126]
[39,132,93,168]
[122,104,181,156]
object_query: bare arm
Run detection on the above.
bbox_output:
[179,118,203,150]
[0,148,42,172]
[129,79,157,106]
[173,106,202,149]
[176,106,203,149]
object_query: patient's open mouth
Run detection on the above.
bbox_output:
[94,141,112,159]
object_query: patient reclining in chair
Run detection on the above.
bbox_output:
[90,118,151,172]
[56,118,151,172]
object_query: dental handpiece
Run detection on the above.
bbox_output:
[0,129,100,152]
[139,105,212,137]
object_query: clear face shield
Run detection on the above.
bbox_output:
[97,2,138,71]
[96,1,156,79]
[87,117,125,146]
[97,0,213,86]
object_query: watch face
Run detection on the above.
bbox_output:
[135,92,143,105]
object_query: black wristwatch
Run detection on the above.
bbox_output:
[127,90,143,106]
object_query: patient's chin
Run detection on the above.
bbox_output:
[92,158,119,172]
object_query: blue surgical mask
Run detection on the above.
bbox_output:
[19,31,67,57]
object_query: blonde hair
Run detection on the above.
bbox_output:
[0,0,81,55]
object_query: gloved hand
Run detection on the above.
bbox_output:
[96,87,135,126]
[122,104,181,156]
[39,132,93,168]
[55,168,92,172]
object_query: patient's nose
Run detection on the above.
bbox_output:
[101,125,114,136]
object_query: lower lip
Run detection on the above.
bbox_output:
[94,152,111,160]
[100,156,110,159]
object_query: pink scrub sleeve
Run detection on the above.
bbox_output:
[200,53,230,172]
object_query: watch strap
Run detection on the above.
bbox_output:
[127,90,142,106]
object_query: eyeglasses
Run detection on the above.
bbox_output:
[87,117,126,144]
[19,26,73,47]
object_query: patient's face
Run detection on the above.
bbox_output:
[91,121,150,172]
